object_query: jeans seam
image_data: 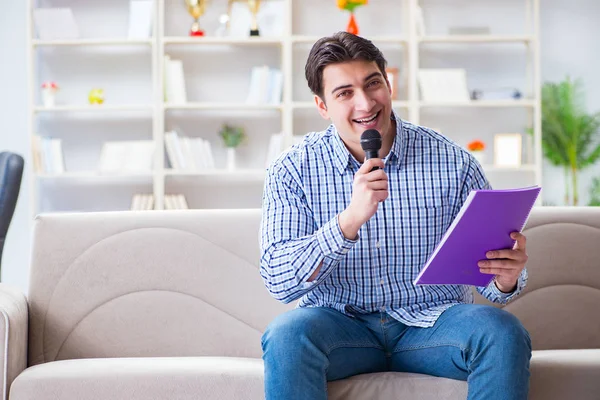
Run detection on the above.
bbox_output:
[326,342,384,355]
[392,342,468,354]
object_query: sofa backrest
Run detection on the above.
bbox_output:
[28,207,600,366]
[27,209,295,367]
[473,206,600,350]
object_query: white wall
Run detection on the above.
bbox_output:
[0,0,599,292]
[0,0,31,293]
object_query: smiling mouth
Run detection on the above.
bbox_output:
[352,111,380,124]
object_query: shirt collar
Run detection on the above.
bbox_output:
[330,110,405,175]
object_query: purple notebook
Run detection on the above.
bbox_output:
[414,185,541,287]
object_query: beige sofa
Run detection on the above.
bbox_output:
[0,207,599,399]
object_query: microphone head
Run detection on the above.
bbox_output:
[360,129,382,152]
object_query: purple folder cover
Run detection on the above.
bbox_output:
[414,186,541,287]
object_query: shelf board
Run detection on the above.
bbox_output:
[165,169,266,179]
[164,103,283,111]
[292,101,410,109]
[419,35,534,44]
[482,164,537,172]
[292,35,407,44]
[163,36,283,45]
[419,100,536,108]
[32,38,153,47]
[34,105,154,113]
[36,171,154,181]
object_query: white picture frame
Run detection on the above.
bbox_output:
[494,133,522,167]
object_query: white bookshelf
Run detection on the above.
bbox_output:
[27,0,542,214]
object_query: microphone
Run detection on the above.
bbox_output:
[360,129,382,171]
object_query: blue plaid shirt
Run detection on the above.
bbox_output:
[260,112,528,327]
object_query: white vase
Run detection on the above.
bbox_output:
[42,89,56,107]
[226,148,236,171]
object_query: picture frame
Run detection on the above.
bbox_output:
[386,67,399,100]
[493,133,522,167]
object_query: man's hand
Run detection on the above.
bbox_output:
[478,232,528,293]
[338,158,388,240]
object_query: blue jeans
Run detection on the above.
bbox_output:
[262,304,531,399]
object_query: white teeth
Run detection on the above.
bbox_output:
[355,113,378,123]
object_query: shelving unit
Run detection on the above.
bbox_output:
[27,0,542,215]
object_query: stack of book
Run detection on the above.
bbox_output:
[164,131,214,171]
[246,65,283,105]
[32,135,65,175]
[98,140,155,174]
[164,194,189,209]
[130,193,154,210]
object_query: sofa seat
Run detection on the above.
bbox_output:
[10,351,600,400]
[8,356,468,400]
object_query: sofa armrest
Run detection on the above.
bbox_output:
[0,284,27,400]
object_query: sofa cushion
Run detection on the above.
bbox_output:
[10,357,265,400]
[529,349,600,400]
[8,357,468,400]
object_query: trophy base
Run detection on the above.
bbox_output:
[249,29,260,37]
[190,30,205,36]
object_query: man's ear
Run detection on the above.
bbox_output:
[314,95,329,120]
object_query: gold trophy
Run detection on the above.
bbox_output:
[185,0,207,36]
[247,0,261,36]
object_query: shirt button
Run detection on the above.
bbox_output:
[375,240,381,248]
[380,279,385,285]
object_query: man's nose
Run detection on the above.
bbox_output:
[354,90,375,111]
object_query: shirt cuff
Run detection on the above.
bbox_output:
[315,213,359,258]
[301,215,358,289]
[484,268,528,304]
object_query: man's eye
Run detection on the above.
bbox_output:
[368,80,381,88]
[337,90,350,98]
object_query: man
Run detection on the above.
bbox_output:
[259,32,531,400]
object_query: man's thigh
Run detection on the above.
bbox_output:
[388,304,529,380]
[262,307,388,381]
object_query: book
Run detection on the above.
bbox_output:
[418,69,470,102]
[127,0,153,39]
[414,185,541,287]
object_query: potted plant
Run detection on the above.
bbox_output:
[219,123,246,171]
[467,139,486,164]
[41,81,59,107]
[533,77,600,206]
[588,177,600,206]
[336,0,368,35]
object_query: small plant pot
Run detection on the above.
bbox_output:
[227,148,236,171]
[42,88,57,107]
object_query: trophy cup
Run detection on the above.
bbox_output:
[185,0,207,36]
[247,0,261,36]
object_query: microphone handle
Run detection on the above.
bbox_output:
[364,150,380,171]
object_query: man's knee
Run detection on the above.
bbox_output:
[471,305,532,354]
[261,307,327,353]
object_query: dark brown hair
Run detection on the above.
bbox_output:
[305,32,388,101]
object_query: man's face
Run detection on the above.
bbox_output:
[315,60,393,155]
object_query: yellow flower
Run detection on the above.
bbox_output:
[337,0,368,12]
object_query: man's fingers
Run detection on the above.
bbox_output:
[478,259,520,270]
[479,267,519,277]
[358,158,385,174]
[367,180,388,191]
[511,232,527,250]
[486,249,527,262]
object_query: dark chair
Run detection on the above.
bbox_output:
[0,152,25,270]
